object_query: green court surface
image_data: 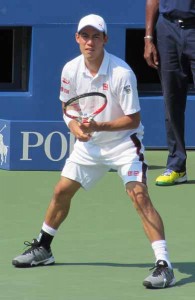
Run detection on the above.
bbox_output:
[1,150,195,300]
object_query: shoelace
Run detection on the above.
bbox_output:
[149,264,167,276]
[23,239,40,254]
[162,169,173,176]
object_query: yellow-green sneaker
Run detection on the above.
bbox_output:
[155,169,187,186]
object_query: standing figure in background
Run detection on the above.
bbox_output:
[144,0,195,186]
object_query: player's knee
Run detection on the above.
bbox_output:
[53,179,79,204]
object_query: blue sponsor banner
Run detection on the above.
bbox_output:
[0,119,75,171]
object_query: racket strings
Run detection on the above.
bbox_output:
[64,93,107,122]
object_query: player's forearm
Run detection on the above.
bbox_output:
[95,113,140,132]
[145,0,159,37]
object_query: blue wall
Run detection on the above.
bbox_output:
[0,0,145,121]
[0,0,194,170]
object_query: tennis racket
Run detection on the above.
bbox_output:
[63,92,107,123]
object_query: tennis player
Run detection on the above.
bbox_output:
[12,14,175,289]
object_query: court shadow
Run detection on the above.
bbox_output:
[173,262,195,286]
[186,180,195,184]
[53,261,195,287]
[152,180,195,187]
[148,165,164,170]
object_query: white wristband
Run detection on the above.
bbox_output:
[63,113,72,128]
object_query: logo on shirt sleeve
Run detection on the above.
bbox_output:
[62,78,70,84]
[124,85,131,94]
[60,87,69,94]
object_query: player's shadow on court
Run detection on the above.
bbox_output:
[173,262,195,286]
[54,261,195,287]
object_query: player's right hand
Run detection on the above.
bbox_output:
[69,120,91,142]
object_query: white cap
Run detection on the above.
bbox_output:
[77,14,107,34]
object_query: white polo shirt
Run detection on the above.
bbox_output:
[60,50,144,146]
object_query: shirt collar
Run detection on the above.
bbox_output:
[81,50,109,76]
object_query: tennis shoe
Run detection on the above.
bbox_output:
[12,239,55,268]
[143,260,176,289]
[155,169,187,186]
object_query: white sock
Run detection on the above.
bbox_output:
[42,222,57,236]
[37,222,57,242]
[152,240,172,269]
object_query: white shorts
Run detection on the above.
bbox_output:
[61,134,148,190]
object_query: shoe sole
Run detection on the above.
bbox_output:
[143,277,176,289]
[156,175,187,186]
[12,256,55,268]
